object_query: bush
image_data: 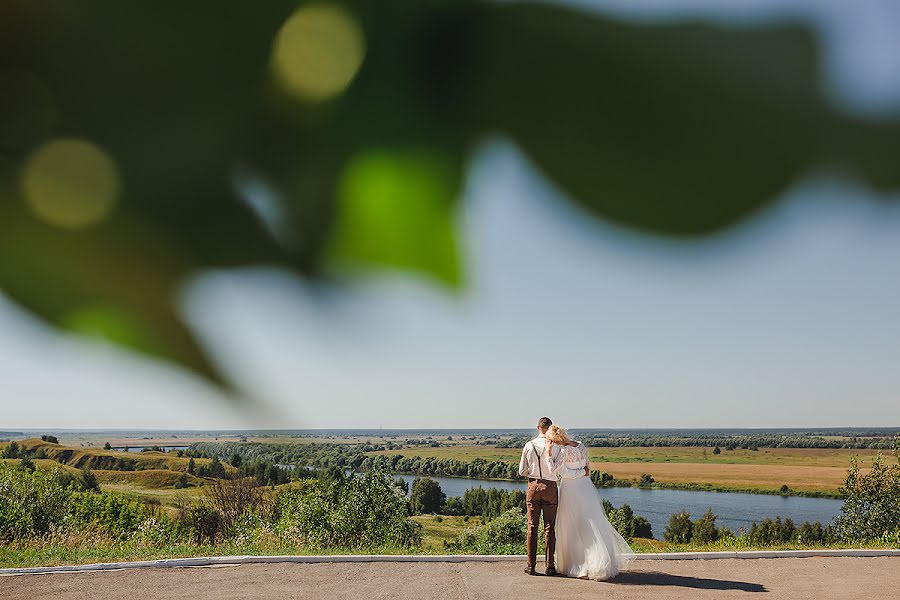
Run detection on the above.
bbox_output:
[0,464,71,540]
[748,516,795,545]
[639,474,655,486]
[183,504,222,543]
[276,467,421,549]
[205,477,262,534]
[692,508,719,544]
[834,454,900,543]
[445,508,527,554]
[174,473,189,489]
[78,468,99,491]
[41,435,59,444]
[68,490,150,538]
[664,511,693,543]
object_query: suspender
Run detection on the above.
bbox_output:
[531,442,543,479]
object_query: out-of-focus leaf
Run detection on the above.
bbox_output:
[1,0,899,392]
[330,150,462,285]
[472,2,900,235]
[0,184,227,389]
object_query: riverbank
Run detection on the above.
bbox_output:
[369,445,882,495]
[388,470,842,499]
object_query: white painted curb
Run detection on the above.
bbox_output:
[1,549,897,576]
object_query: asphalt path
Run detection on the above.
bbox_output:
[2,557,897,600]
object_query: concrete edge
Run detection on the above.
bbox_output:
[2,549,897,576]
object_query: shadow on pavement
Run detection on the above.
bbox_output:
[612,571,767,592]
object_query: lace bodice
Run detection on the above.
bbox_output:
[549,441,588,480]
[561,442,588,468]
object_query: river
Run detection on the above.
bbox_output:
[392,474,844,540]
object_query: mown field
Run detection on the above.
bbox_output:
[370,446,882,494]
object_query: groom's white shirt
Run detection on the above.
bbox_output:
[518,433,562,481]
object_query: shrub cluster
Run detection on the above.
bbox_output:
[444,508,529,554]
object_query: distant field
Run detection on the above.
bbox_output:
[370,446,883,494]
[56,434,493,448]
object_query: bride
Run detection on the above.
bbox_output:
[546,425,634,580]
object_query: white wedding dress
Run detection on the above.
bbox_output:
[553,442,634,580]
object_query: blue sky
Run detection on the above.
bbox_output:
[1,0,899,429]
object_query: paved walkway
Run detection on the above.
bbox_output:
[1,557,897,599]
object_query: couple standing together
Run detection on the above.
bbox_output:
[519,417,633,580]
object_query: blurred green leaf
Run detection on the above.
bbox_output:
[475,2,900,234]
[0,0,898,393]
[331,150,462,285]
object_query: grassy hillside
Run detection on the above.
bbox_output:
[93,469,206,489]
[4,438,215,472]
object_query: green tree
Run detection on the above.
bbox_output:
[206,456,227,479]
[664,511,693,544]
[393,477,409,495]
[187,457,196,475]
[834,454,900,542]
[633,515,653,539]
[639,473,654,486]
[174,473,189,489]
[40,435,59,444]
[692,508,720,544]
[2,442,20,459]
[608,504,636,539]
[228,452,242,468]
[410,477,445,514]
[796,521,825,545]
[713,446,721,455]
[103,442,112,450]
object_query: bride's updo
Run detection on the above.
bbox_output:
[546,425,572,444]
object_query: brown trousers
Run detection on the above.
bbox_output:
[525,478,558,569]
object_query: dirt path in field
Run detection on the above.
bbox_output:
[2,557,896,600]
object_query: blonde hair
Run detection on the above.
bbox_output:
[546,425,571,444]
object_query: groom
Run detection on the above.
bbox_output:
[518,416,561,576]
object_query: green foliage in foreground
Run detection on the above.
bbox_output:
[1,454,898,569]
[834,453,900,543]
[443,509,529,554]
[275,468,421,549]
[0,462,420,555]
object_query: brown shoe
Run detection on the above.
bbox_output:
[524,567,537,576]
